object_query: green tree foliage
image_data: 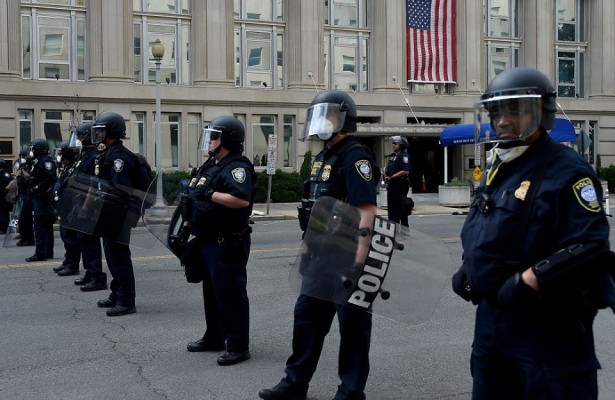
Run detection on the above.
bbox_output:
[299,150,313,183]
[599,164,615,192]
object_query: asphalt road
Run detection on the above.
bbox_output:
[1,215,614,400]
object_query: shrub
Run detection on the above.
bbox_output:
[254,169,303,203]
[599,164,615,192]
[161,170,191,205]
[299,150,313,183]
[441,177,470,187]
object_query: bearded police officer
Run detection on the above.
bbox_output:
[385,135,411,226]
[183,116,256,366]
[25,139,57,262]
[452,67,615,399]
[260,90,380,400]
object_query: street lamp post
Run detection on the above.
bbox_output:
[151,38,166,215]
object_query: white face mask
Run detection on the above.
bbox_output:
[312,117,335,141]
[28,151,34,158]
[56,155,62,163]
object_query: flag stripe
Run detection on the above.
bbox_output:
[406,0,456,83]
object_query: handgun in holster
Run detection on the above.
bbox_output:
[297,199,314,232]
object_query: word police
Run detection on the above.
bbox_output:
[347,217,396,310]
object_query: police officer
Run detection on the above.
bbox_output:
[385,135,411,226]
[53,140,82,276]
[15,150,35,246]
[183,116,256,366]
[260,90,379,400]
[86,112,136,316]
[0,159,12,233]
[25,139,57,262]
[452,67,615,399]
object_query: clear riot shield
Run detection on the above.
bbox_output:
[289,196,453,326]
[58,171,156,247]
[3,197,23,247]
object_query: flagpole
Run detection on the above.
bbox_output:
[392,76,420,124]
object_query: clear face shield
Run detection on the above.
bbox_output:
[90,124,107,144]
[68,130,84,152]
[198,127,222,154]
[474,94,542,145]
[54,148,63,163]
[300,103,347,141]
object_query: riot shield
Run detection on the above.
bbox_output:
[289,196,453,326]
[3,197,23,247]
[58,171,156,247]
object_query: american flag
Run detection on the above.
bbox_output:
[406,0,456,83]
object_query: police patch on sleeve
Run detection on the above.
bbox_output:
[403,156,409,164]
[113,159,124,173]
[44,161,53,170]
[572,177,601,212]
[354,160,372,181]
[232,167,246,183]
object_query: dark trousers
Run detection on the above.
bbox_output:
[80,232,106,284]
[387,183,410,227]
[198,235,250,353]
[280,295,372,400]
[60,225,81,270]
[32,196,54,258]
[471,300,599,400]
[103,238,135,307]
[18,194,34,242]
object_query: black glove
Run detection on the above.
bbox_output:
[202,188,214,201]
[452,265,479,304]
[180,225,191,242]
[497,272,538,312]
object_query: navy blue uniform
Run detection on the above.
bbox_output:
[459,134,611,399]
[29,154,57,259]
[93,142,136,308]
[0,167,12,233]
[56,159,81,273]
[385,150,411,226]
[74,148,106,286]
[279,137,379,400]
[187,154,256,354]
[16,162,35,244]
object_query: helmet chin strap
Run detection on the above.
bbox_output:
[208,143,222,157]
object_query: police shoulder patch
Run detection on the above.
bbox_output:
[44,161,53,170]
[113,159,124,173]
[572,177,601,212]
[3,172,9,178]
[355,160,372,181]
[403,156,409,164]
[232,167,246,183]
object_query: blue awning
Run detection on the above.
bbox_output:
[439,118,576,147]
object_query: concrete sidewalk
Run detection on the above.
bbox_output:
[251,193,469,222]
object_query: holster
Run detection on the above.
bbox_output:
[297,199,314,232]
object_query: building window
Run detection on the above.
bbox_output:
[42,110,73,151]
[187,113,201,169]
[483,0,520,83]
[131,112,146,155]
[324,0,369,92]
[158,113,180,168]
[21,3,87,81]
[19,110,34,151]
[234,0,283,22]
[283,115,294,167]
[252,115,275,168]
[234,1,285,88]
[134,4,191,85]
[555,0,586,98]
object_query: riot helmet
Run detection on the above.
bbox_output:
[29,139,50,159]
[69,122,93,150]
[390,135,408,149]
[301,90,358,141]
[475,67,557,146]
[55,140,78,163]
[199,116,245,155]
[91,112,126,144]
